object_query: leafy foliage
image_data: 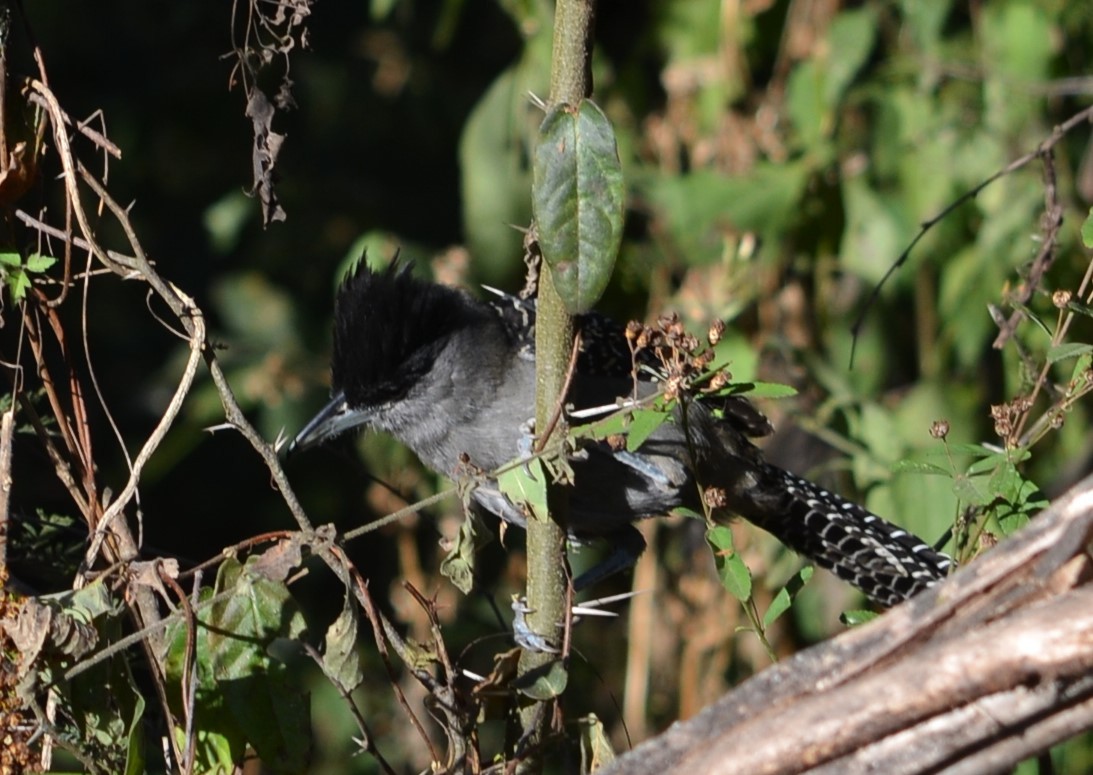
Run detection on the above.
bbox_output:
[0,252,56,301]
[164,557,311,774]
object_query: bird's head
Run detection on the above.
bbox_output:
[288,259,482,453]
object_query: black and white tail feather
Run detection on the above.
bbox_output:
[291,261,953,607]
[761,467,951,607]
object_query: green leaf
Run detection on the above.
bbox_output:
[515,657,568,700]
[497,456,549,522]
[966,450,1010,476]
[163,590,239,771]
[786,7,876,150]
[576,400,676,451]
[1071,354,1093,385]
[577,409,629,440]
[214,562,310,774]
[986,464,1047,535]
[164,557,311,774]
[996,511,1030,536]
[1047,343,1093,364]
[762,566,814,628]
[706,525,752,601]
[892,459,952,476]
[322,593,364,692]
[1007,299,1051,338]
[707,331,760,377]
[824,8,878,106]
[171,700,242,775]
[953,472,992,507]
[5,267,29,301]
[369,0,397,22]
[533,98,625,313]
[840,609,878,627]
[25,253,57,272]
[980,2,1054,134]
[900,0,952,56]
[49,577,120,621]
[744,381,798,399]
[1082,207,1093,249]
[0,252,55,302]
[626,407,672,452]
[785,61,825,151]
[908,442,1003,463]
[43,582,147,773]
[1065,298,1093,319]
[123,690,147,775]
[457,10,552,273]
[987,460,1020,502]
[710,381,798,400]
[578,713,616,771]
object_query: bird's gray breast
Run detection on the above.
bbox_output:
[377,327,536,476]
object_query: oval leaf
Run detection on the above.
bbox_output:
[323,593,364,692]
[497,456,549,522]
[515,656,569,700]
[762,566,814,628]
[706,525,752,601]
[532,99,624,313]
[1047,342,1093,364]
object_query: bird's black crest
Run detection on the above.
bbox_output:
[332,260,484,409]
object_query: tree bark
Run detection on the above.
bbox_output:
[600,473,1093,774]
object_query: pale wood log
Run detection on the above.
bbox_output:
[600,473,1093,774]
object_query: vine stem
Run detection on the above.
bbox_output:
[517,0,596,764]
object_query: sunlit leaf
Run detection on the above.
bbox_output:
[706,525,752,601]
[25,253,57,272]
[762,566,814,628]
[840,609,878,627]
[626,407,672,452]
[497,456,548,522]
[533,99,625,313]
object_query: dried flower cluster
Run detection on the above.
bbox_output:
[624,314,731,401]
[990,395,1033,446]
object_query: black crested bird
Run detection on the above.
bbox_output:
[290,261,952,607]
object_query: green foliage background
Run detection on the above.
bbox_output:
[6,0,1093,771]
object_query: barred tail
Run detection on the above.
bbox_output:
[752,464,953,607]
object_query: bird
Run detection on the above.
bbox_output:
[289,260,953,608]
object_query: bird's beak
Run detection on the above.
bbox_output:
[287,391,373,455]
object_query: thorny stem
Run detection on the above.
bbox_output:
[15,50,326,764]
[518,0,595,763]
